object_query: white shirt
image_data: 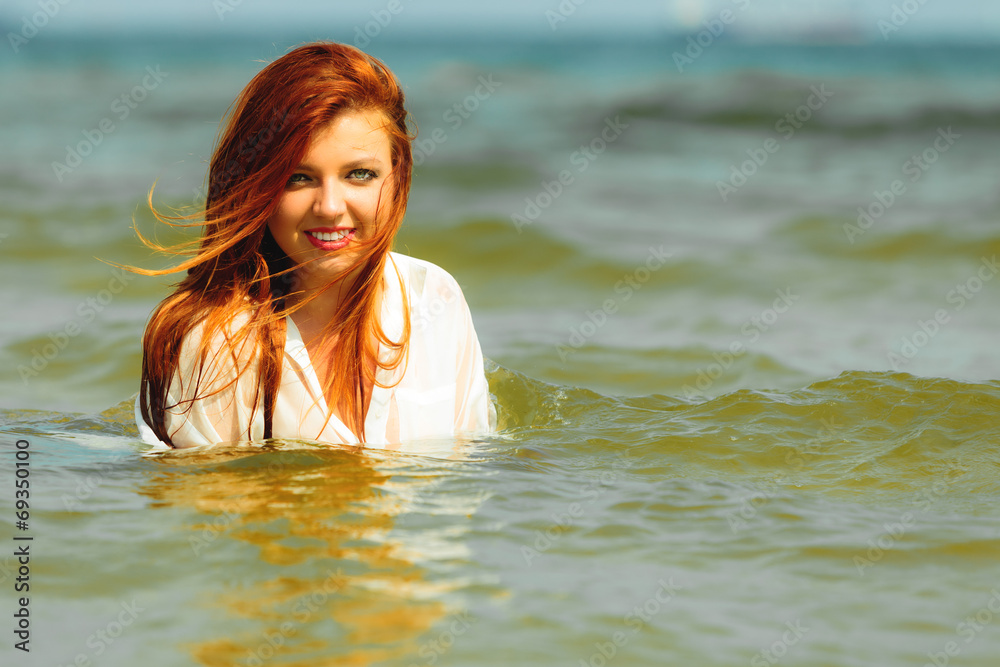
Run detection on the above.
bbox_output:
[135,253,495,451]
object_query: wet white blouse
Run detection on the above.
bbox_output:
[135,253,495,450]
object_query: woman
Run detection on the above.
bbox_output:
[134,42,495,449]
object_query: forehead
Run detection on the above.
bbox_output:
[305,109,393,161]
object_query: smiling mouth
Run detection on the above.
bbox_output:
[305,229,354,250]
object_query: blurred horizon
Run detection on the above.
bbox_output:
[2,0,999,44]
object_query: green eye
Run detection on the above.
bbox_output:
[286,173,309,185]
[348,169,377,182]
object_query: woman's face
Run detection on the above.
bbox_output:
[268,108,395,291]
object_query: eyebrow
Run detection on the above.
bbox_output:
[296,156,387,171]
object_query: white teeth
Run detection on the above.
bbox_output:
[310,230,349,242]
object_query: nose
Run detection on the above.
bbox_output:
[313,179,347,219]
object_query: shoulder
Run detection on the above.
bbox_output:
[174,307,258,372]
[178,307,254,346]
[387,252,465,301]
[386,252,474,338]
[166,305,262,404]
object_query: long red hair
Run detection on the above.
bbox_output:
[134,42,414,446]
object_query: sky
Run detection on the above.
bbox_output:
[1,0,999,42]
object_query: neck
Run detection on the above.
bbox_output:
[289,273,356,334]
[285,259,382,336]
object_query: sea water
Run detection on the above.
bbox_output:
[2,33,1000,666]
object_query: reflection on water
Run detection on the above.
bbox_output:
[2,368,1000,666]
[139,443,457,666]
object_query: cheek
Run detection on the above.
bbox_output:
[269,194,302,231]
[352,191,384,226]
[267,200,299,252]
[364,180,397,225]
[266,211,285,242]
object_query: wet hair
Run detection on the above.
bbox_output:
[135,42,413,445]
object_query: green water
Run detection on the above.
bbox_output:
[3,35,1000,666]
[4,369,1000,665]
